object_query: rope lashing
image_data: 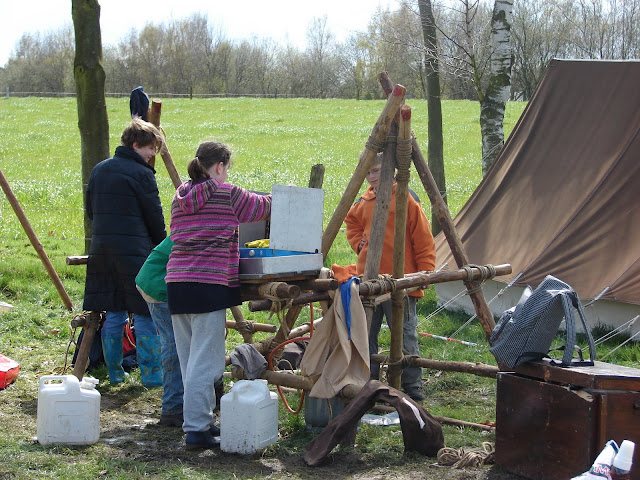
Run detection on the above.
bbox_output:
[235,319,256,336]
[258,282,293,338]
[437,442,495,468]
[461,264,497,283]
[365,135,385,153]
[395,136,412,184]
[378,274,397,294]
[385,354,420,370]
[361,296,376,311]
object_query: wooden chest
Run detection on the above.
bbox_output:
[495,360,640,480]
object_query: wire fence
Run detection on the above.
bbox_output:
[4,90,307,99]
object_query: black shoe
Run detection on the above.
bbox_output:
[158,412,183,427]
[209,424,221,436]
[214,382,224,413]
[185,431,220,450]
[405,388,425,402]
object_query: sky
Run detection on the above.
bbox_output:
[0,0,397,66]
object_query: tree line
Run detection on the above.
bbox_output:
[2,0,639,101]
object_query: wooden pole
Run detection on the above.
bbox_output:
[0,168,74,311]
[240,282,301,301]
[72,309,276,334]
[378,73,497,342]
[411,139,497,340]
[372,404,494,431]
[264,304,304,359]
[321,84,406,260]
[248,263,511,312]
[148,99,182,189]
[308,164,325,189]
[361,123,398,333]
[371,354,498,379]
[387,105,413,389]
[287,317,324,339]
[293,278,338,292]
[239,368,494,431]
[230,306,254,343]
[72,311,102,379]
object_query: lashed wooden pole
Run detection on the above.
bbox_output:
[410,140,497,339]
[361,123,398,333]
[0,168,73,311]
[387,105,413,389]
[248,263,511,312]
[378,74,497,341]
[72,311,101,379]
[321,84,406,260]
[148,99,182,189]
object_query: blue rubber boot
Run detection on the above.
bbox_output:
[102,335,126,384]
[137,335,163,387]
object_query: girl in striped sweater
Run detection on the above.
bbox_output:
[166,141,272,449]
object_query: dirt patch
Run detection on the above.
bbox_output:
[94,386,526,480]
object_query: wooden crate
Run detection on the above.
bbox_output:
[496,360,640,480]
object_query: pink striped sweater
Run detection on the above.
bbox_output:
[166,178,271,288]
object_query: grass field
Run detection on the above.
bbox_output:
[0,96,635,479]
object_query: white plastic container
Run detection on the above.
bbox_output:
[36,375,100,445]
[220,379,278,454]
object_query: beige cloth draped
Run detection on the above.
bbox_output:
[300,281,370,398]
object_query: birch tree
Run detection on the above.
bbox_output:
[480,0,513,174]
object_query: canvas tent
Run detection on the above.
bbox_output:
[434,59,640,338]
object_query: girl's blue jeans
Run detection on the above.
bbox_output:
[146,302,184,416]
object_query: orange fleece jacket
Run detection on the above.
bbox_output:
[344,185,435,297]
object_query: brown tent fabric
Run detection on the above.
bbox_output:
[435,59,640,305]
[303,380,445,466]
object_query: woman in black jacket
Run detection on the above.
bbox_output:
[83,118,167,385]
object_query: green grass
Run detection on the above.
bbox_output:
[0,96,635,479]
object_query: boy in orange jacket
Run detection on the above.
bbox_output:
[345,153,435,401]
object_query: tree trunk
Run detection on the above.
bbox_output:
[72,0,110,254]
[418,0,446,236]
[480,0,513,176]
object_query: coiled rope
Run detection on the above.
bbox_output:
[437,442,495,468]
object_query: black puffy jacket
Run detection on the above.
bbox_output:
[82,146,166,314]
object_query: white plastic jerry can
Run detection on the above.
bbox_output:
[220,379,278,454]
[36,375,100,445]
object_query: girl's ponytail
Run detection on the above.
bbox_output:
[187,156,210,180]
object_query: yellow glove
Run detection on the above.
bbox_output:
[244,239,270,248]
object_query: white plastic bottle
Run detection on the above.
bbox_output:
[612,440,635,480]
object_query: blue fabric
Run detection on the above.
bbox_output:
[101,311,157,337]
[340,277,360,340]
[147,301,184,415]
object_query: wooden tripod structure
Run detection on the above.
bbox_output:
[227,73,510,430]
